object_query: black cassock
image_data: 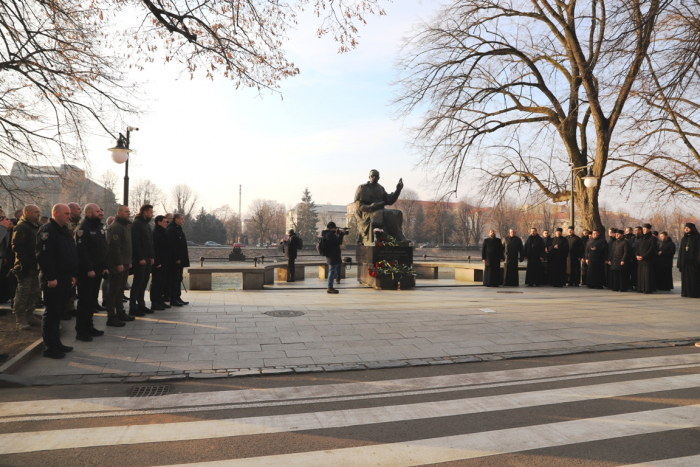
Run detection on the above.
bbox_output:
[542,236,552,284]
[503,236,523,286]
[548,236,569,287]
[482,237,504,287]
[678,232,700,298]
[586,237,608,288]
[636,233,658,294]
[609,238,631,292]
[580,234,590,285]
[524,234,546,286]
[655,239,676,291]
[605,236,616,287]
[566,235,584,286]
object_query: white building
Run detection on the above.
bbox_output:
[286,203,348,234]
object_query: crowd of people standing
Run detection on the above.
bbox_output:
[4,202,191,360]
[482,223,699,297]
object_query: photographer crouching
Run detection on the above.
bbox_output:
[320,222,346,294]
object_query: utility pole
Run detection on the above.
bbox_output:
[239,185,242,242]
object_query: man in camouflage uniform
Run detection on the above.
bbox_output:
[11,205,41,330]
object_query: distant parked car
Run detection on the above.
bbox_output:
[255,243,261,247]
[232,243,246,248]
[186,241,198,247]
[204,241,222,247]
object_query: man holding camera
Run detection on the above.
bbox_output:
[322,222,345,294]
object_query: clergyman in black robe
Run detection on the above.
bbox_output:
[542,230,552,285]
[524,228,546,286]
[654,232,675,291]
[605,227,616,288]
[566,227,584,286]
[580,230,590,285]
[678,223,700,298]
[548,228,569,287]
[482,230,504,287]
[636,224,658,294]
[503,229,523,286]
[585,230,608,289]
[628,227,643,290]
[609,230,630,292]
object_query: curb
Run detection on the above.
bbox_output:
[0,338,43,375]
[18,336,700,386]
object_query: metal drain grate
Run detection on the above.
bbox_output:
[264,310,305,318]
[497,291,524,294]
[129,385,170,397]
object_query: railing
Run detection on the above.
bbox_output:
[199,254,327,267]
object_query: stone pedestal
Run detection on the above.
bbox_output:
[242,271,265,290]
[189,272,212,291]
[277,266,305,282]
[358,245,415,290]
[414,265,438,279]
[455,268,483,282]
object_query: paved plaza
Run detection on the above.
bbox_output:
[13,281,700,383]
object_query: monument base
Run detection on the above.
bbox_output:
[357,245,415,290]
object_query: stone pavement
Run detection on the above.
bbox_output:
[13,281,700,384]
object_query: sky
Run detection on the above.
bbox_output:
[81,0,444,216]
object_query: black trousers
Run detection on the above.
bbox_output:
[150,266,168,304]
[42,276,71,351]
[169,265,184,302]
[287,258,295,280]
[76,273,101,333]
[130,260,152,310]
[105,269,128,317]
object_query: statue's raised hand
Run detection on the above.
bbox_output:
[397,178,404,190]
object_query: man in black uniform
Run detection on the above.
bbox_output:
[280,229,301,282]
[482,229,504,287]
[130,204,155,316]
[503,229,523,286]
[151,215,170,310]
[37,204,78,359]
[75,204,108,341]
[166,213,190,306]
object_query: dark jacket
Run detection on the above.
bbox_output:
[107,216,132,272]
[567,234,584,261]
[482,236,504,266]
[679,233,700,270]
[636,232,658,264]
[609,238,631,270]
[524,234,545,261]
[12,216,39,276]
[543,236,552,255]
[657,238,676,269]
[322,229,344,265]
[76,217,107,274]
[503,235,523,263]
[282,234,301,260]
[37,218,79,282]
[166,222,190,267]
[549,235,569,263]
[131,215,155,261]
[585,237,608,262]
[153,224,169,269]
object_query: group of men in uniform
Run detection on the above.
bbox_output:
[12,202,191,359]
[482,224,683,295]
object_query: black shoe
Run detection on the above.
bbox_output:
[141,307,154,314]
[327,288,339,294]
[58,344,73,353]
[151,303,165,311]
[94,304,106,311]
[89,328,105,336]
[128,308,145,317]
[170,301,183,307]
[286,279,295,282]
[117,313,136,322]
[106,317,125,327]
[162,302,171,309]
[177,299,189,305]
[43,349,66,359]
[76,333,93,342]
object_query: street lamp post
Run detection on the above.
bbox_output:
[569,164,599,229]
[108,127,139,206]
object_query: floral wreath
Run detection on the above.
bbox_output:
[368,260,415,279]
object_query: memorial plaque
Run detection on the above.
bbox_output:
[357,245,414,290]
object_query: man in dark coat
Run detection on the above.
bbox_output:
[151,215,170,310]
[566,227,584,286]
[585,229,608,289]
[581,229,590,285]
[678,223,700,298]
[524,228,546,286]
[280,229,301,282]
[548,228,569,287]
[37,204,78,359]
[605,227,616,288]
[609,230,630,292]
[74,204,108,341]
[628,226,643,289]
[166,213,190,306]
[322,222,345,294]
[503,229,523,286]
[656,232,675,291]
[482,229,504,287]
[130,204,155,316]
[636,224,657,294]
[105,206,135,327]
[542,230,552,284]
[11,205,41,330]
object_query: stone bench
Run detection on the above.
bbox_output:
[265,261,347,282]
[413,262,527,282]
[188,267,267,290]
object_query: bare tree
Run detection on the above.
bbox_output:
[426,200,455,245]
[169,184,199,218]
[247,199,280,245]
[130,179,165,211]
[396,188,420,240]
[394,0,667,232]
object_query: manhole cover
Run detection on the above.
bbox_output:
[497,291,524,294]
[129,385,170,397]
[264,310,305,317]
